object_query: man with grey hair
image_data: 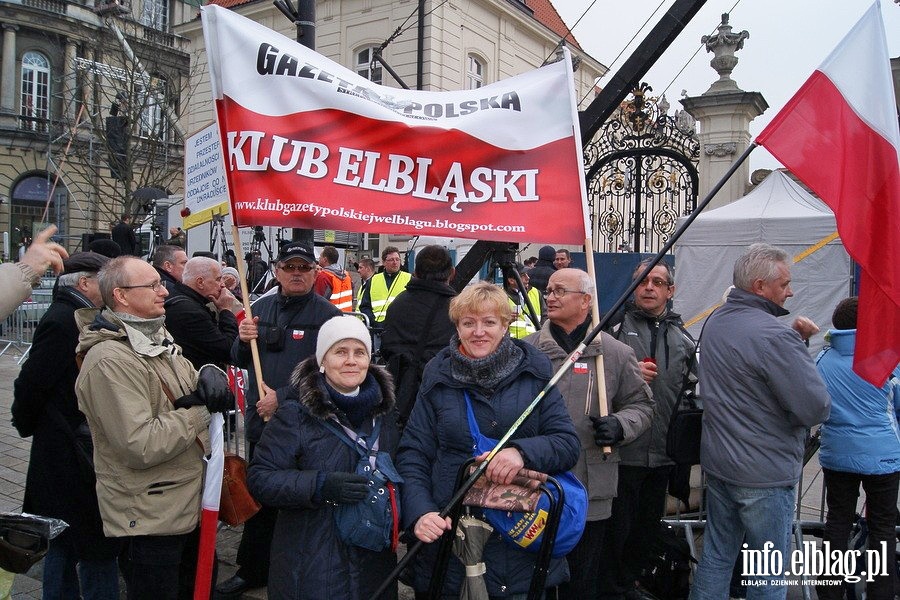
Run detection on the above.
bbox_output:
[164,256,238,370]
[689,243,830,599]
[524,267,653,599]
[12,251,121,596]
[74,256,232,598]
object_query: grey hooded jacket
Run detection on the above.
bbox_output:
[525,327,653,520]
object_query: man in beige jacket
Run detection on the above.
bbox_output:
[75,256,232,600]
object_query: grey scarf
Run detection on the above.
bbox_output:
[449,334,523,392]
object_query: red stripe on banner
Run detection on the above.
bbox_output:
[194,508,219,600]
[757,70,900,385]
[215,98,586,244]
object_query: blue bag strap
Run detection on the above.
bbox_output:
[462,391,481,438]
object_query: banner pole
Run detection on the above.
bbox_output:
[582,236,611,455]
[369,142,757,600]
[232,224,268,405]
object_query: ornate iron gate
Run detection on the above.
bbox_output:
[584,84,700,253]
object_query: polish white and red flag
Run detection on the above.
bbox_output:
[200,5,589,245]
[756,1,900,386]
[194,413,224,600]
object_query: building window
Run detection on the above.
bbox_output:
[140,0,167,30]
[137,76,167,140]
[355,46,382,84]
[20,52,50,132]
[10,174,68,257]
[466,55,485,90]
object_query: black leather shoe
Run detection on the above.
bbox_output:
[215,574,262,598]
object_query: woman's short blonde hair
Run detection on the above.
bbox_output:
[448,281,513,326]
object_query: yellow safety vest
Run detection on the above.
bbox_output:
[370,271,411,322]
[508,287,542,339]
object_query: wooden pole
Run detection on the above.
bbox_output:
[583,237,611,455]
[231,224,267,410]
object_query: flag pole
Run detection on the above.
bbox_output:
[370,142,758,600]
[231,224,268,406]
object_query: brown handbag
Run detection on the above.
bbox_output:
[219,452,261,526]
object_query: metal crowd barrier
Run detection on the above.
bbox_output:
[0,299,51,365]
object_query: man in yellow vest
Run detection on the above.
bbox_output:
[315,246,353,312]
[504,262,544,338]
[359,246,410,327]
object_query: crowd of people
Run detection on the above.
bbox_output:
[2,232,897,600]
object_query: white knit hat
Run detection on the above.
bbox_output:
[316,315,372,365]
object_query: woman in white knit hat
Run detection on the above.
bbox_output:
[247,315,400,600]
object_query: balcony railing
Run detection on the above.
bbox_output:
[22,0,67,14]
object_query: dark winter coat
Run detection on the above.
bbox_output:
[247,357,399,600]
[111,220,138,256]
[526,260,555,295]
[164,281,238,370]
[396,339,580,596]
[380,278,457,423]
[11,286,120,560]
[231,290,340,443]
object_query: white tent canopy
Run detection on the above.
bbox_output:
[673,170,852,353]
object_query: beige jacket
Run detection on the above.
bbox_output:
[0,262,37,320]
[74,308,210,538]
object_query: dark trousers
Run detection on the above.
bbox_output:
[557,518,607,600]
[121,528,215,600]
[817,468,899,600]
[235,441,277,585]
[599,464,673,598]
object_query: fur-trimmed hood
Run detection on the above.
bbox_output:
[289,355,395,422]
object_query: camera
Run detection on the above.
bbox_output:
[264,326,285,352]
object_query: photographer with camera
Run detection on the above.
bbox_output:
[218,242,340,598]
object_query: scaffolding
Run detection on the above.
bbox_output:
[41,9,189,246]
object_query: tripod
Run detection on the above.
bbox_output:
[490,245,541,332]
[210,214,229,261]
[247,226,275,295]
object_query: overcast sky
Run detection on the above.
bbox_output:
[556,0,900,172]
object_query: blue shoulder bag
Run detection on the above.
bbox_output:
[320,417,403,552]
[463,392,587,558]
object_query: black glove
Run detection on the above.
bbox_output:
[173,366,235,413]
[320,472,369,504]
[195,365,234,413]
[173,393,204,410]
[590,416,624,446]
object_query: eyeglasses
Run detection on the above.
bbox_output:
[543,287,586,299]
[279,263,315,273]
[118,280,163,292]
[636,277,672,289]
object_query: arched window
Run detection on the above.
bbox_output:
[9,174,68,251]
[140,0,167,30]
[355,46,382,85]
[466,54,485,90]
[20,52,50,132]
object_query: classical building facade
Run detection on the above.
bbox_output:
[0,0,196,257]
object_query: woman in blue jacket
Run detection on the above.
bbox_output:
[397,282,580,598]
[816,297,900,600]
